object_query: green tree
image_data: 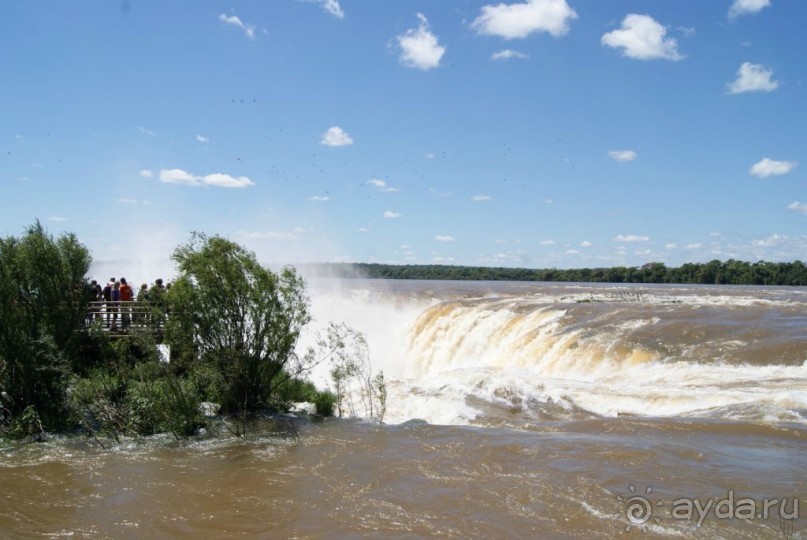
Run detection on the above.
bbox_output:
[314,322,386,422]
[165,233,312,418]
[0,221,91,431]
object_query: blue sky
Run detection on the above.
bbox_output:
[2,0,805,273]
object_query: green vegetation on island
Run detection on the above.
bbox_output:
[0,223,384,443]
[318,260,807,286]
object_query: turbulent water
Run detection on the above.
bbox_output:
[2,280,807,538]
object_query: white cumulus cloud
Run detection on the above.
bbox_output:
[309,195,330,201]
[729,0,771,19]
[395,13,445,70]
[752,234,785,247]
[321,126,354,147]
[204,173,255,188]
[580,241,592,247]
[313,0,344,19]
[609,149,637,162]
[159,169,197,184]
[472,0,577,39]
[602,14,683,61]
[472,194,493,202]
[158,168,255,188]
[366,178,399,192]
[614,234,650,242]
[196,134,209,143]
[492,49,530,61]
[48,216,67,222]
[434,235,455,242]
[685,243,703,250]
[218,13,256,40]
[788,202,807,214]
[383,211,401,218]
[749,158,798,178]
[539,239,555,245]
[727,62,779,94]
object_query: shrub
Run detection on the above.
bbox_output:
[312,390,336,417]
[166,233,315,416]
[70,369,130,441]
[0,221,91,431]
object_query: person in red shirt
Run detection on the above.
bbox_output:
[120,277,134,328]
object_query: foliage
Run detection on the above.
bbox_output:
[273,377,338,417]
[315,322,386,422]
[0,223,364,440]
[274,376,317,407]
[314,260,807,286]
[0,221,91,431]
[372,372,387,423]
[6,405,46,440]
[166,233,313,416]
[312,390,336,417]
[70,368,130,442]
[70,356,205,440]
[128,369,205,438]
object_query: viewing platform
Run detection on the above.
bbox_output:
[84,300,167,338]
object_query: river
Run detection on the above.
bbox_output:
[2,280,806,538]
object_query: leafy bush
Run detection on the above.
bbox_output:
[70,360,206,440]
[0,222,90,431]
[312,390,336,417]
[166,233,314,416]
[8,405,46,440]
[1,224,342,440]
[70,369,130,441]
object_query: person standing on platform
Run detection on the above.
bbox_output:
[136,283,150,326]
[102,277,114,328]
[149,278,167,329]
[120,277,133,328]
[110,280,121,331]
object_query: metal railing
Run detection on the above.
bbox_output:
[85,300,167,332]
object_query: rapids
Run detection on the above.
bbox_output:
[2,280,806,538]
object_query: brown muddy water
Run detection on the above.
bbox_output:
[2,280,806,538]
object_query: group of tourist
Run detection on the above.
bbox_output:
[86,277,170,330]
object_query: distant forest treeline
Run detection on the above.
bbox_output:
[312,260,807,286]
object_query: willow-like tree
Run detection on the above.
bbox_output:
[314,322,386,422]
[166,233,312,417]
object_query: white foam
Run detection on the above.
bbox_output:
[301,281,807,426]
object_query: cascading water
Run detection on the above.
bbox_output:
[307,280,807,426]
